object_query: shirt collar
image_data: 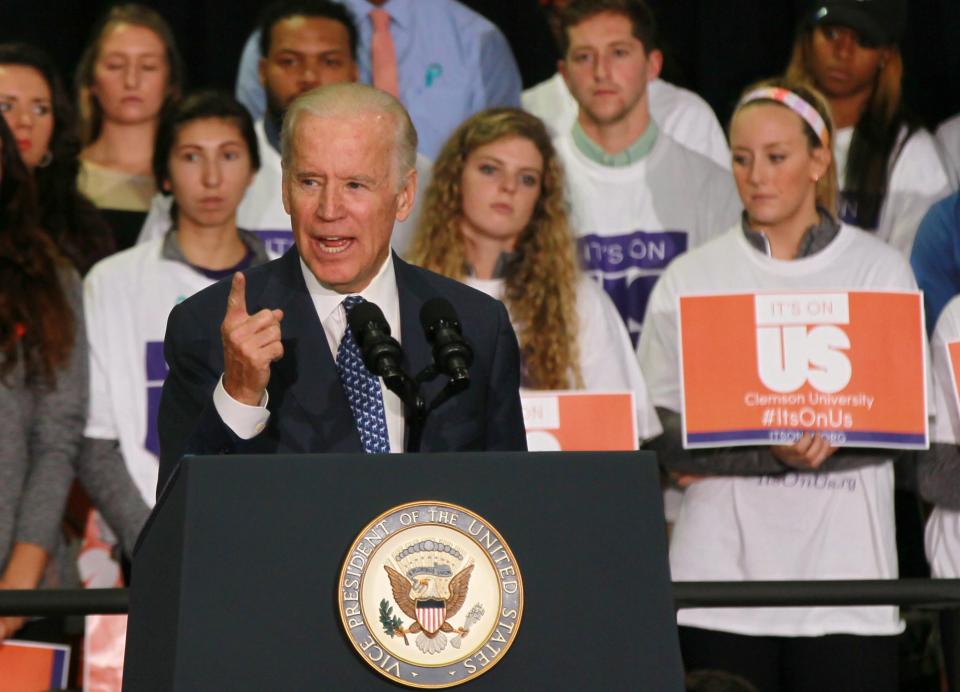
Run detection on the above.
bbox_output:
[349,0,411,28]
[571,118,659,167]
[161,227,271,268]
[741,207,841,259]
[299,251,398,327]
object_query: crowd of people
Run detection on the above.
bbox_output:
[3,0,960,689]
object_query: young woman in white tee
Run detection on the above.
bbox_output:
[638,78,919,691]
[410,108,660,442]
[84,91,270,518]
[785,0,949,256]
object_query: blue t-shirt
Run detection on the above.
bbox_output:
[910,192,960,335]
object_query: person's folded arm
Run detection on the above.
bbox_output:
[647,407,901,476]
[919,442,960,509]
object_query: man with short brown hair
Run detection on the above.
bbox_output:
[555,0,740,346]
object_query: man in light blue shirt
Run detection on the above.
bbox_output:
[235,0,522,158]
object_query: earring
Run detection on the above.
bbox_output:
[37,151,53,168]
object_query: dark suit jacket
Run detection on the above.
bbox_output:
[156,250,527,497]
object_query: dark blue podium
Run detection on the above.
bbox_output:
[123,451,682,690]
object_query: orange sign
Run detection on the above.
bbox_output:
[679,291,927,449]
[0,640,70,690]
[521,391,637,451]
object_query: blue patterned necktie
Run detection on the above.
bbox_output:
[336,296,391,453]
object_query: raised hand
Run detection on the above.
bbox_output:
[221,272,284,405]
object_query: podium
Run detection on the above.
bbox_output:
[123,452,683,690]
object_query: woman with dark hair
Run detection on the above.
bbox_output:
[0,43,113,275]
[84,91,268,526]
[0,115,86,640]
[75,4,184,251]
[785,0,948,255]
[639,78,918,690]
[410,108,659,440]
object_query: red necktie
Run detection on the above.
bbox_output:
[370,8,399,98]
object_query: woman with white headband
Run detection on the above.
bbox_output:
[638,78,919,690]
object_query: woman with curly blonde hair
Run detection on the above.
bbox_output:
[410,108,659,439]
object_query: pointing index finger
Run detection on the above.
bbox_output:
[226,272,248,320]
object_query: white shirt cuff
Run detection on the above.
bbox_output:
[213,376,270,440]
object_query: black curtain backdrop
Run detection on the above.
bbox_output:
[2,0,959,133]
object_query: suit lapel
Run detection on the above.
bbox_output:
[395,255,438,447]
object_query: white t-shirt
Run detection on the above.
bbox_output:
[556,129,741,346]
[136,193,174,245]
[833,125,950,256]
[138,121,433,258]
[84,238,231,505]
[924,295,960,578]
[935,114,960,190]
[638,223,918,637]
[465,275,661,440]
[523,74,730,169]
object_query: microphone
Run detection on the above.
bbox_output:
[420,297,473,389]
[346,300,404,386]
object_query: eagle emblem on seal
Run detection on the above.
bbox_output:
[381,538,481,655]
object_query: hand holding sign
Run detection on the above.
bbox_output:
[221,272,284,406]
[771,432,837,470]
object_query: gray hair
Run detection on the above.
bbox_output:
[281,83,418,182]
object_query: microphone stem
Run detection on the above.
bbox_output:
[405,392,426,453]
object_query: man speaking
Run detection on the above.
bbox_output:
[156,83,526,496]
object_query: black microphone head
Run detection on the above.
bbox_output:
[345,299,403,379]
[420,297,461,337]
[420,296,472,383]
[347,299,391,338]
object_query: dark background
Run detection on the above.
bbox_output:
[1,0,959,135]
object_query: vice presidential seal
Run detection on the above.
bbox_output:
[338,501,523,688]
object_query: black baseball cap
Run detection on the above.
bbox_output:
[808,0,907,46]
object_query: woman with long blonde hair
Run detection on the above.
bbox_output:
[411,108,658,440]
[75,4,184,251]
[639,77,916,690]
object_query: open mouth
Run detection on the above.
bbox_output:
[314,236,354,255]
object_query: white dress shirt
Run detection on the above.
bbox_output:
[213,254,405,452]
